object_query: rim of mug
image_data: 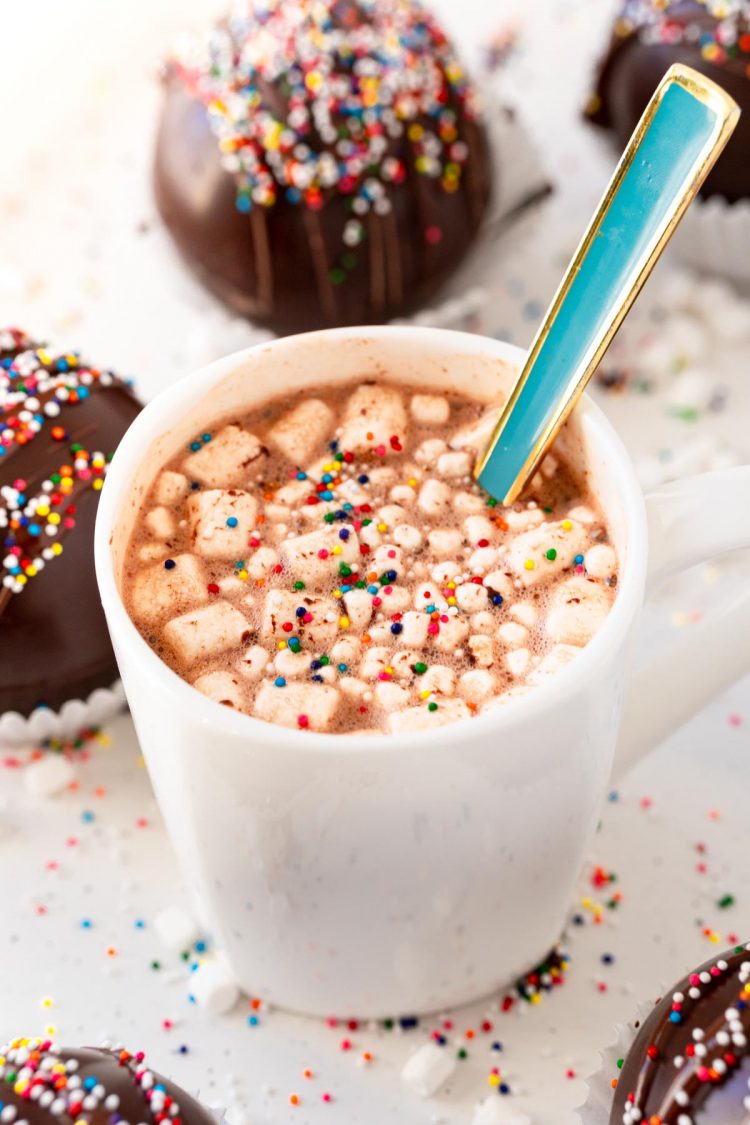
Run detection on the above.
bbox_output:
[95,325,648,755]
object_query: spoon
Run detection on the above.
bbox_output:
[475,63,739,505]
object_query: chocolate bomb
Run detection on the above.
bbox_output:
[153,0,493,335]
[586,0,750,203]
[0,329,141,718]
[0,1039,215,1125]
[610,943,750,1122]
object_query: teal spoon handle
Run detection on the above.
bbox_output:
[476,64,739,504]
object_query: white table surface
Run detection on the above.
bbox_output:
[2,1,749,1122]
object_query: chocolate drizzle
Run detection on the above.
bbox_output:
[611,943,750,1123]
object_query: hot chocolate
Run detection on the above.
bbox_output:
[122,379,618,733]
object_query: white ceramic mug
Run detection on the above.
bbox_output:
[95,327,750,1018]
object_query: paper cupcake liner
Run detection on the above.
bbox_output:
[407,96,551,331]
[671,194,750,289]
[0,680,126,749]
[576,996,660,1125]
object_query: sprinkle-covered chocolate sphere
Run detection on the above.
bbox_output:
[586,0,750,203]
[610,943,750,1123]
[0,1039,214,1125]
[154,0,493,334]
[0,329,141,718]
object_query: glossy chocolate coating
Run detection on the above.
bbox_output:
[153,78,492,335]
[610,944,750,1123]
[0,341,141,718]
[587,1,750,203]
[0,1043,214,1125]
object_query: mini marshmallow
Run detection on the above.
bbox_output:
[145,506,176,540]
[505,519,587,586]
[183,424,264,487]
[262,589,339,645]
[506,648,530,678]
[188,489,258,560]
[398,610,430,647]
[400,1042,456,1097]
[546,577,611,645]
[464,515,496,544]
[372,543,404,573]
[436,450,471,478]
[339,384,407,452]
[470,610,495,634]
[455,582,488,613]
[153,469,189,505]
[254,681,340,731]
[273,479,310,507]
[567,504,597,525]
[189,958,240,1015]
[468,634,495,668]
[528,644,580,683]
[452,490,485,514]
[389,698,470,733]
[359,521,382,548]
[390,648,426,680]
[138,543,168,563]
[389,483,418,506]
[374,680,410,710]
[154,905,200,951]
[468,546,498,574]
[449,410,495,452]
[393,524,423,551]
[432,616,469,652]
[275,648,312,678]
[414,438,447,465]
[414,581,448,611]
[459,669,496,703]
[497,621,529,648]
[331,638,359,664]
[428,528,463,559]
[192,670,247,710]
[432,559,463,583]
[24,755,75,798]
[236,644,268,682]
[378,504,409,528]
[410,393,450,425]
[417,478,451,517]
[504,507,544,531]
[343,588,374,633]
[245,545,279,581]
[420,664,456,695]
[509,602,538,628]
[584,543,617,579]
[129,554,208,626]
[163,602,251,666]
[359,646,392,680]
[267,398,334,465]
[280,525,359,588]
[339,676,368,698]
[378,585,411,613]
[472,1097,532,1125]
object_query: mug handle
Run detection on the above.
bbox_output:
[614,466,750,780]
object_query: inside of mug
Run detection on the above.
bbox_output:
[109,332,630,593]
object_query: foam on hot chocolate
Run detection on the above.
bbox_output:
[123,380,618,734]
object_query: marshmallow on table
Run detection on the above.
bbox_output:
[182,424,265,487]
[505,519,588,586]
[164,602,251,666]
[153,469,189,505]
[410,393,450,425]
[192,670,247,710]
[145,506,176,540]
[472,1097,533,1125]
[338,384,407,453]
[154,904,200,952]
[254,681,341,731]
[389,698,470,733]
[262,589,339,645]
[24,754,75,798]
[279,526,359,588]
[267,398,334,465]
[400,1042,456,1097]
[189,958,240,1015]
[129,554,208,625]
[188,489,258,560]
[546,577,611,646]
